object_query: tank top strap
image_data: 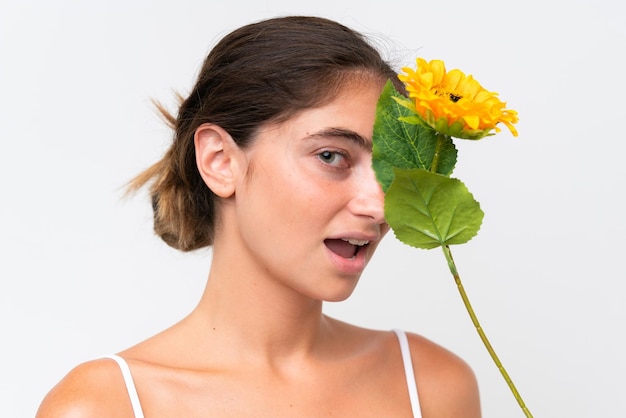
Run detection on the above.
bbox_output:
[104,355,145,418]
[393,329,422,418]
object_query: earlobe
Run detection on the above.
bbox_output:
[194,123,240,198]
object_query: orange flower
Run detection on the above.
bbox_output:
[399,58,518,139]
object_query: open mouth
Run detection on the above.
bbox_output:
[324,238,370,259]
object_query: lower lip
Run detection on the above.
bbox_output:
[324,244,369,276]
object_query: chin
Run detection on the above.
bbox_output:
[319,280,360,303]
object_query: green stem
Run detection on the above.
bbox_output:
[430,133,446,172]
[441,245,533,418]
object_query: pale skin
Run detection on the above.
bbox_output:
[37,78,481,417]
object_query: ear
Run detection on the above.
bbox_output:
[194,123,242,198]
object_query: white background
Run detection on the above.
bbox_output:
[1,0,625,417]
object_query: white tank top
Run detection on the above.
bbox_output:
[105,329,421,417]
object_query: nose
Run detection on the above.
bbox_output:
[348,164,386,224]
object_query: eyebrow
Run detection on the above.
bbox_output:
[305,128,372,151]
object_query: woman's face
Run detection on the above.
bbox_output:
[230,79,389,302]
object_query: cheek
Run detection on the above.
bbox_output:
[371,224,390,251]
[297,176,353,219]
[239,151,351,237]
[380,223,391,238]
[240,165,317,233]
[277,175,337,228]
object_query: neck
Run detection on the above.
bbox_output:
[190,238,329,365]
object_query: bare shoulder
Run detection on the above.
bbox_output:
[36,358,134,418]
[405,332,481,418]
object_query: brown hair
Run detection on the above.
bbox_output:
[128,16,402,251]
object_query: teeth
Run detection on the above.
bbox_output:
[341,238,369,246]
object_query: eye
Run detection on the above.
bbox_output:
[317,150,349,168]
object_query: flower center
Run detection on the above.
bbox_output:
[434,88,463,103]
[448,93,462,103]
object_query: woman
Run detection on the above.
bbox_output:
[37,16,480,417]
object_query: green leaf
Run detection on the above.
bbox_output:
[385,168,484,249]
[372,80,457,192]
